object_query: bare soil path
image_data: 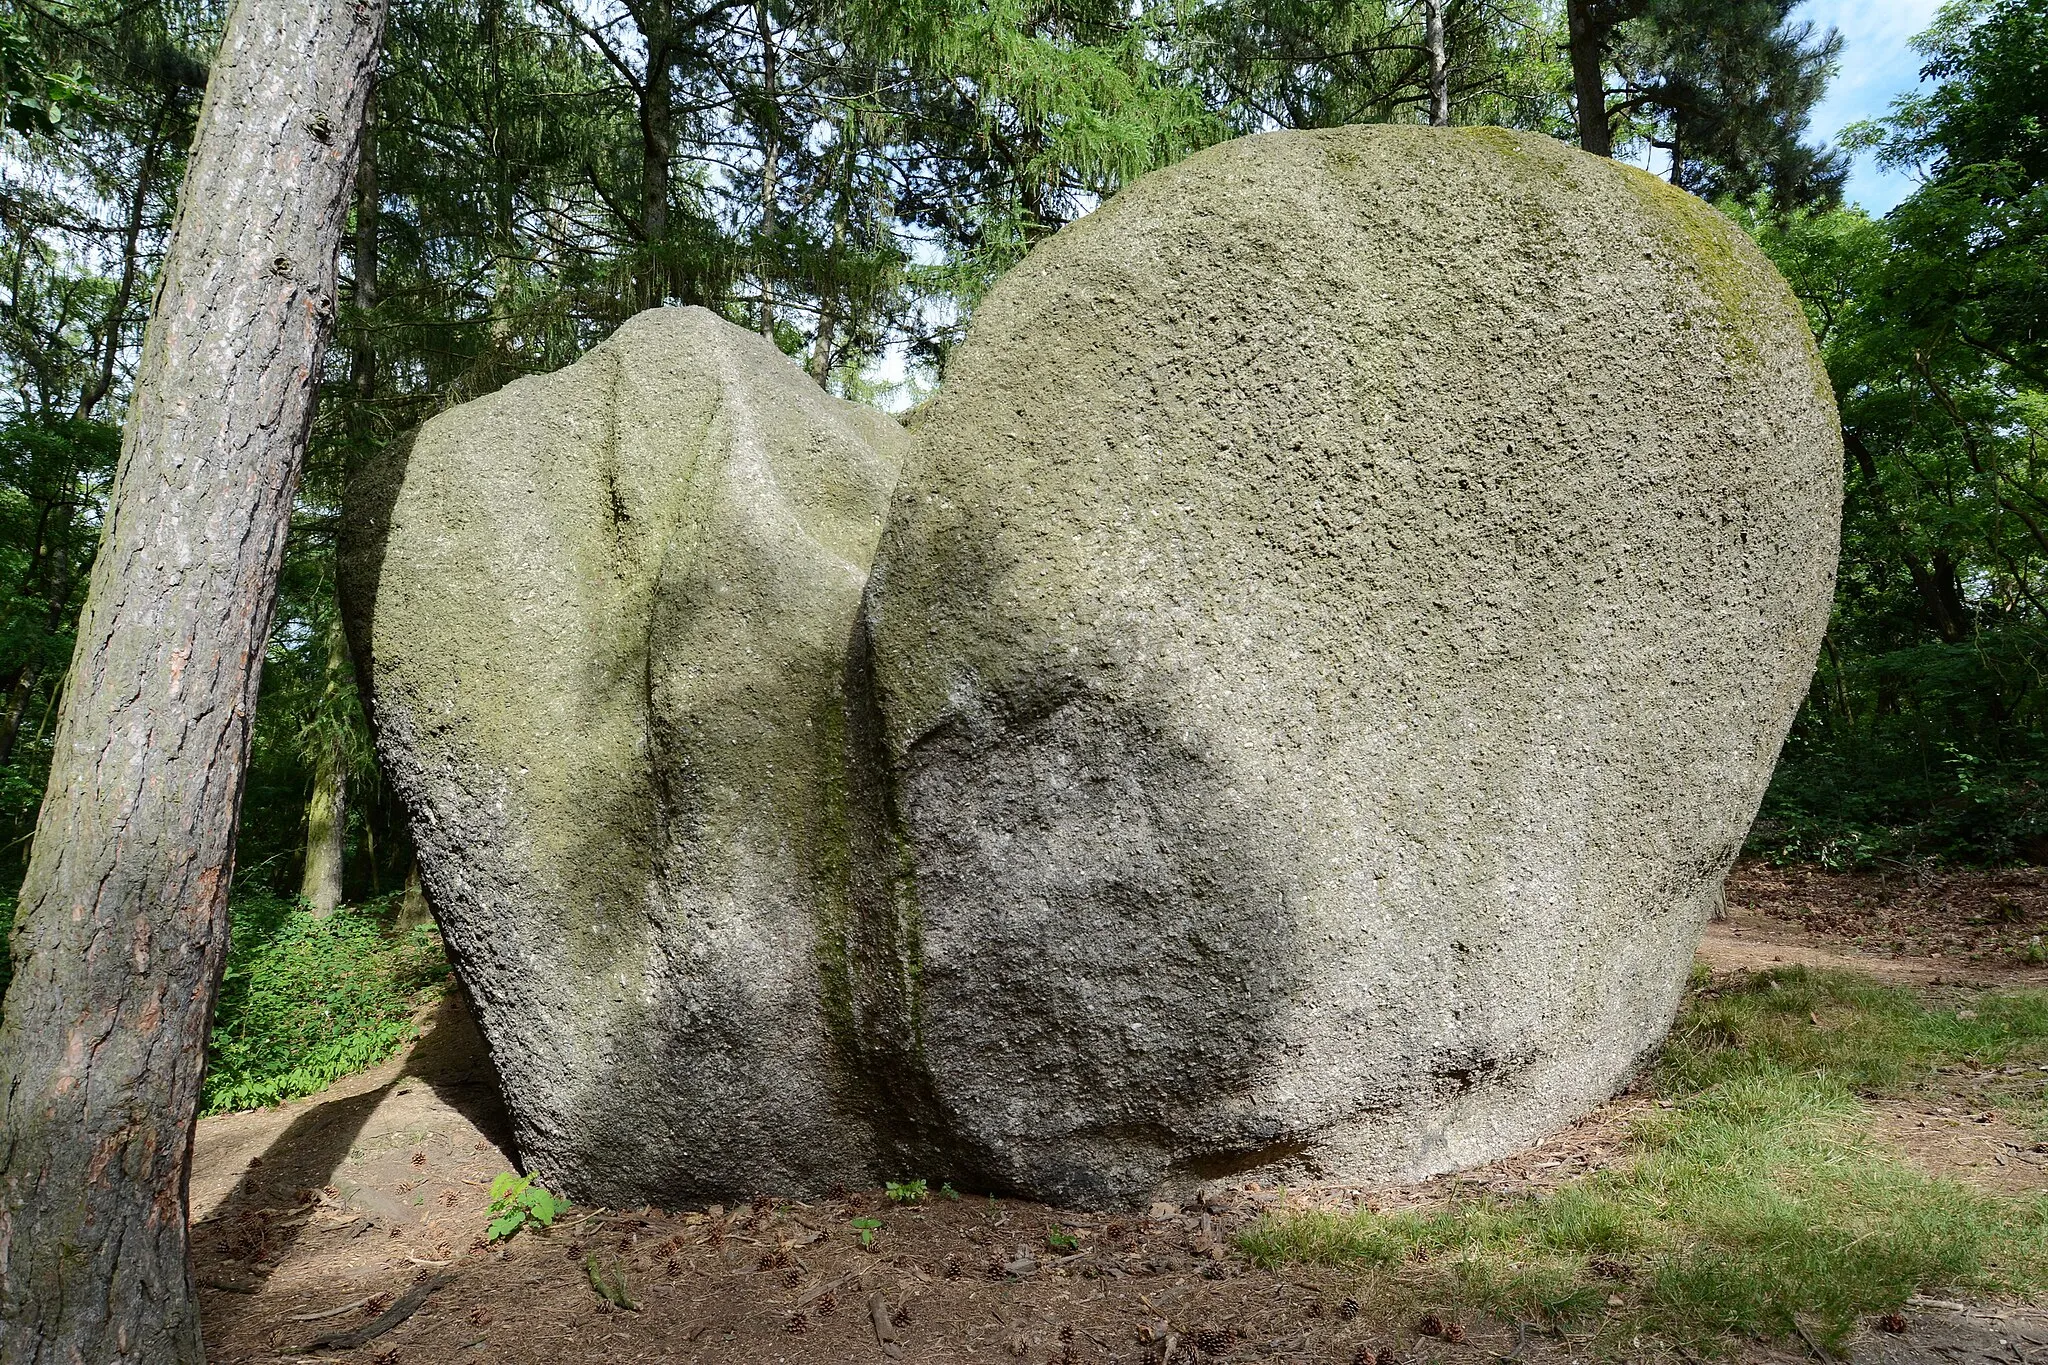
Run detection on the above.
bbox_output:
[191,863,2048,1365]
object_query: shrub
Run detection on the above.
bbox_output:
[201,890,448,1114]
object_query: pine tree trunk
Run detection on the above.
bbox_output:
[398,857,432,932]
[1566,0,1612,156]
[351,82,379,422]
[637,18,673,310]
[809,122,857,386]
[0,0,385,1360]
[755,0,780,339]
[1423,0,1448,126]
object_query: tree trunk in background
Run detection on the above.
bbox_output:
[0,486,79,769]
[755,0,781,338]
[808,123,855,386]
[300,749,346,917]
[1566,0,1612,156]
[0,0,385,1359]
[1423,0,1448,127]
[636,12,673,310]
[0,578,80,767]
[351,82,379,424]
[300,626,351,919]
[398,857,432,931]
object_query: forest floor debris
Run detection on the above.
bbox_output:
[193,861,2048,1363]
[1727,862,2048,975]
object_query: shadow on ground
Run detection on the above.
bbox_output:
[190,993,513,1292]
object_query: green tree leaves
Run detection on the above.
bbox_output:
[0,13,89,139]
[1744,1,2048,863]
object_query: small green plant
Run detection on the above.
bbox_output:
[1046,1227,1079,1253]
[940,1182,961,1201]
[584,1255,640,1311]
[851,1216,883,1248]
[485,1171,568,1242]
[885,1178,928,1204]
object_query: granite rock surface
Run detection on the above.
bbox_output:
[342,306,906,1203]
[854,124,1841,1204]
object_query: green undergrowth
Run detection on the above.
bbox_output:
[0,888,446,1111]
[202,890,449,1115]
[1240,967,2048,1353]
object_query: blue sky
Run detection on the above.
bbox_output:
[1801,0,1945,213]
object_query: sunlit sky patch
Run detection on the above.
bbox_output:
[1801,0,1946,215]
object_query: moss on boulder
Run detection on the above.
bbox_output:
[341,307,905,1203]
[857,125,1841,1204]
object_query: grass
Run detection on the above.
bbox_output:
[1240,966,2048,1353]
[201,889,449,1114]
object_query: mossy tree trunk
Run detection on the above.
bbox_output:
[398,857,432,932]
[300,759,347,918]
[300,757,347,917]
[0,1,386,1360]
[300,621,352,919]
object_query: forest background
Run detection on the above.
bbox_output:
[0,0,2043,1101]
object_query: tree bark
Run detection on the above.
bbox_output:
[0,0,386,1360]
[0,669,41,768]
[397,856,432,932]
[1566,0,1612,156]
[299,625,351,919]
[808,121,856,387]
[300,751,346,917]
[755,0,780,338]
[1423,0,1448,127]
[351,81,379,425]
[636,9,674,310]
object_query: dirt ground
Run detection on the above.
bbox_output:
[192,861,2048,1365]
[1724,862,2048,976]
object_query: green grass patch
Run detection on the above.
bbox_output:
[202,890,449,1115]
[1240,968,2048,1352]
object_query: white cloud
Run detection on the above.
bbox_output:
[1801,0,1944,212]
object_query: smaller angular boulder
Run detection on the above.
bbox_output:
[341,307,906,1204]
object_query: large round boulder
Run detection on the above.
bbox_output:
[855,125,1841,1204]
